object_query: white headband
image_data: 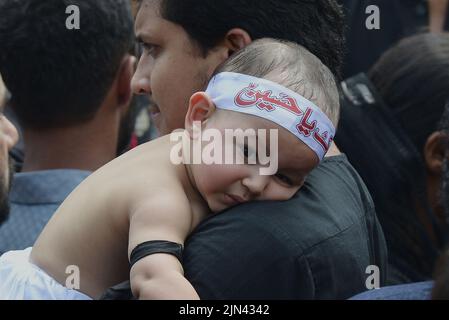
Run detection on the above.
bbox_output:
[205,72,335,160]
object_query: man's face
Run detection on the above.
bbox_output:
[0,104,19,224]
[131,0,226,135]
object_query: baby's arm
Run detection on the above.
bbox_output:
[128,197,200,300]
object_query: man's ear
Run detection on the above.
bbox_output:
[185,92,216,137]
[116,54,136,114]
[424,131,447,175]
[223,28,252,57]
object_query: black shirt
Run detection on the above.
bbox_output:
[101,155,387,299]
[182,154,387,299]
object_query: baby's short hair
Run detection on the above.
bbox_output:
[214,38,340,127]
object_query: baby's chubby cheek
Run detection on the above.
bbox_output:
[195,163,244,194]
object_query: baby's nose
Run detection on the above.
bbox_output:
[242,174,270,197]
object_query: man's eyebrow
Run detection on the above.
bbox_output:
[135,34,149,43]
[135,32,158,44]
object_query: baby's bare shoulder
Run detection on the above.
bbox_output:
[127,191,193,253]
[131,188,191,218]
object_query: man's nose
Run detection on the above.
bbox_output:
[1,116,19,150]
[242,173,270,198]
[131,56,152,95]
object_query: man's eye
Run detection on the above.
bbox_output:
[143,44,155,54]
[135,42,143,58]
[140,42,159,57]
[275,173,294,187]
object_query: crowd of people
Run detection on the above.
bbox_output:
[0,0,448,300]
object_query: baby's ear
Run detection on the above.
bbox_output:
[185,92,216,137]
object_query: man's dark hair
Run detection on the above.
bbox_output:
[440,102,449,139]
[0,0,134,129]
[156,0,345,79]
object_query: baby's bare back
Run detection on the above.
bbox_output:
[30,136,195,299]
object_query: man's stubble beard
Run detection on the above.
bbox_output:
[116,95,141,156]
[0,156,15,225]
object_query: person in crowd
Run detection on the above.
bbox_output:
[0,0,136,253]
[0,39,342,300]
[336,33,449,285]
[350,102,449,300]
[102,0,387,299]
[432,103,449,300]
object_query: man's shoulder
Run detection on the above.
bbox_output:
[184,154,385,299]
[304,154,374,222]
[189,154,375,253]
[236,154,370,235]
[0,169,91,254]
[9,169,90,205]
[0,201,59,255]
